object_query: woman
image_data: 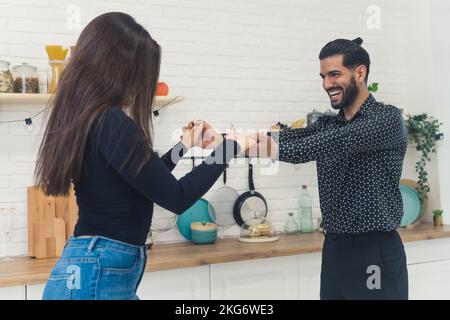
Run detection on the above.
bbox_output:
[35,12,254,300]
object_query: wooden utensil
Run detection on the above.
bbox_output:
[35,198,66,258]
[28,185,78,258]
[48,198,66,257]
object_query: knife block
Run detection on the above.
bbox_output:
[27,185,78,259]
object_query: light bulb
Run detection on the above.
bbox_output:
[26,124,34,132]
[25,118,34,133]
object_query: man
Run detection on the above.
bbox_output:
[257,38,409,299]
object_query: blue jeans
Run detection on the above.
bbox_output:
[42,236,147,300]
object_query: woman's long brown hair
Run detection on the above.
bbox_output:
[35,12,161,196]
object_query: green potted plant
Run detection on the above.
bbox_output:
[433,209,444,227]
[368,82,378,93]
[405,114,444,202]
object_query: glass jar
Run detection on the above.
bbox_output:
[69,46,76,59]
[12,63,40,93]
[239,217,279,243]
[0,207,16,261]
[316,217,323,232]
[45,45,68,94]
[0,60,13,93]
[284,212,299,234]
[47,59,65,94]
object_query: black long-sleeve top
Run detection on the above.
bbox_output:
[73,106,239,245]
[272,94,408,234]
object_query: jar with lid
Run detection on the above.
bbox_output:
[12,63,40,93]
[0,60,13,93]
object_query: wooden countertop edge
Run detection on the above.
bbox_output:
[146,244,324,272]
[1,223,450,288]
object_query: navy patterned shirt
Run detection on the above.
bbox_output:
[274,94,408,234]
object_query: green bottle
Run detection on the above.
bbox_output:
[298,185,313,233]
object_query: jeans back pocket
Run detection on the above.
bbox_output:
[98,248,140,274]
[42,257,100,300]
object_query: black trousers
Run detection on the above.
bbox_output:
[320,229,408,300]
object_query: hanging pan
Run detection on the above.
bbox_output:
[233,162,268,226]
[208,164,240,227]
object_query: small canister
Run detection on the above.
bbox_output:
[12,63,40,93]
[0,60,13,93]
[190,222,217,244]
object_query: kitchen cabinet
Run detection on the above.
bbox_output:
[210,256,299,300]
[0,285,25,300]
[137,266,210,300]
[26,284,45,300]
[296,238,450,300]
[404,238,450,299]
[1,232,450,300]
[408,260,450,300]
[404,237,450,264]
[27,267,210,300]
[298,252,321,300]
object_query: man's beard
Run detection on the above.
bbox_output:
[328,77,359,110]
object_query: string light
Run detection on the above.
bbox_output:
[24,117,34,132]
[0,105,49,130]
[153,96,181,117]
[0,96,181,128]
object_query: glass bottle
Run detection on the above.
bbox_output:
[298,185,314,233]
[12,63,40,93]
[0,207,16,261]
[284,212,298,235]
[0,60,13,93]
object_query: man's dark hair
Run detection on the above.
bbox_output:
[319,37,370,83]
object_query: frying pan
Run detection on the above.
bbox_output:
[208,133,239,226]
[233,163,268,226]
[208,165,240,226]
[150,208,178,234]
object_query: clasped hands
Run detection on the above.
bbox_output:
[180,120,278,158]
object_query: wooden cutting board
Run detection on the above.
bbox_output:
[27,185,78,259]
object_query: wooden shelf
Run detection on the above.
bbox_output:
[0,93,184,109]
[0,93,50,104]
[154,96,185,109]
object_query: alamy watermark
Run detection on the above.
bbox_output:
[67,5,81,31]
[366,5,381,30]
[66,265,81,290]
[366,264,381,290]
[170,126,281,175]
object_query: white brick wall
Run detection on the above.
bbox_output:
[0,0,441,257]
[429,0,450,224]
